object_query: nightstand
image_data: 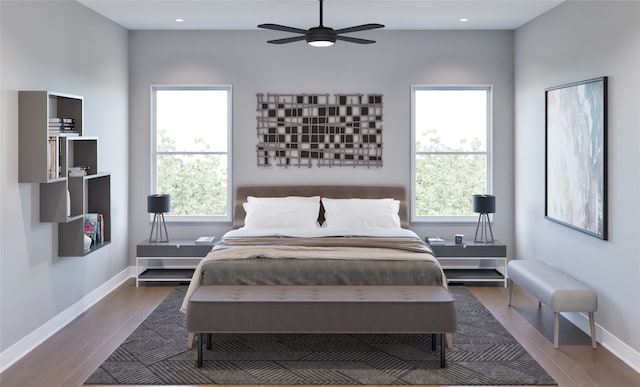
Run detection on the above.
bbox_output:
[428,239,508,287]
[136,239,214,287]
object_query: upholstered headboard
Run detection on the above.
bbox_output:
[233,185,409,229]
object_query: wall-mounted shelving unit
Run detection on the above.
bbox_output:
[19,91,111,256]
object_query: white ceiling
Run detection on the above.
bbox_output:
[77,0,564,31]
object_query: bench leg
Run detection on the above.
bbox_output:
[589,312,597,349]
[187,332,195,348]
[439,333,446,368]
[197,333,204,367]
[554,312,559,349]
[207,333,212,350]
[431,334,436,351]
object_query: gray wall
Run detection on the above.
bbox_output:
[2,0,639,371]
[0,1,129,352]
[514,1,640,353]
[128,29,516,253]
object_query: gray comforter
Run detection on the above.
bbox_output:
[199,235,444,287]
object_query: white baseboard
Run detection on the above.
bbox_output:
[0,267,135,373]
[562,311,640,373]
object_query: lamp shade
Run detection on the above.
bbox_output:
[472,194,495,214]
[147,194,171,214]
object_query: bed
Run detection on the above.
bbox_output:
[181,185,455,365]
[181,185,446,311]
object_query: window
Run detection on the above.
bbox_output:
[411,85,492,221]
[152,86,232,220]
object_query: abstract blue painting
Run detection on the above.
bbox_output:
[545,77,607,239]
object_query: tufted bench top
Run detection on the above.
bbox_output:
[187,285,457,334]
[188,285,455,303]
[508,260,597,313]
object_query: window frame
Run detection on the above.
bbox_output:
[410,84,494,223]
[150,85,233,222]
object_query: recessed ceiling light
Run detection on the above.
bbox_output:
[459,18,469,22]
[175,18,184,22]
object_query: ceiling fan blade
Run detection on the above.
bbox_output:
[267,35,308,44]
[334,23,385,34]
[335,35,376,44]
[258,23,308,34]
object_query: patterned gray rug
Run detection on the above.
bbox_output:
[85,286,556,385]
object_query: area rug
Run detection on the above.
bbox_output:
[84,286,556,385]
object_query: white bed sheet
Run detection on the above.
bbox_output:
[222,227,422,239]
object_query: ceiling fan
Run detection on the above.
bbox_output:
[258,0,384,47]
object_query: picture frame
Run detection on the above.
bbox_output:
[545,77,607,240]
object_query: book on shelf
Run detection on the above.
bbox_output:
[48,131,79,137]
[49,117,75,124]
[84,213,104,246]
[47,137,60,179]
[195,236,216,245]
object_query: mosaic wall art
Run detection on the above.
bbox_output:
[256,93,383,167]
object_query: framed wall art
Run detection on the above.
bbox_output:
[256,93,383,168]
[545,76,607,239]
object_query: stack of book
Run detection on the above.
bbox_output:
[49,117,78,136]
[84,213,105,247]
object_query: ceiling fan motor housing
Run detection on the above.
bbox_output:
[306,27,337,45]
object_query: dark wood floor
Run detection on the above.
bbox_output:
[1,279,639,387]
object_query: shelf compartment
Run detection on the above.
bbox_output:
[58,216,111,256]
[138,268,195,282]
[19,91,83,183]
[444,269,505,281]
[59,174,110,256]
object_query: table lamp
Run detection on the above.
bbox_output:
[472,194,495,243]
[148,194,170,242]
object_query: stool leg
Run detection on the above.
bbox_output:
[507,279,513,306]
[197,333,203,367]
[431,333,436,351]
[207,333,212,350]
[589,312,597,349]
[554,312,559,349]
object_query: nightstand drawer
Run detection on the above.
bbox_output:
[136,240,213,257]
[430,242,506,257]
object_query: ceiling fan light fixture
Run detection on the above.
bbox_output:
[308,40,334,47]
[307,36,336,47]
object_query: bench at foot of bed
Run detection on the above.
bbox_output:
[186,285,457,368]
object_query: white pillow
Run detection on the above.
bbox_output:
[322,198,402,229]
[243,200,320,229]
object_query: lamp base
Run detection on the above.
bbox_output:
[474,213,494,243]
[149,212,169,242]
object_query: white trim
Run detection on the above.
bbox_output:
[410,84,494,222]
[0,267,135,373]
[149,85,233,222]
[561,311,640,373]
